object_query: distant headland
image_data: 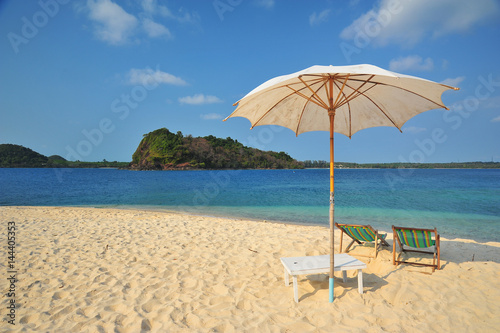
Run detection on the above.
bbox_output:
[0,143,129,168]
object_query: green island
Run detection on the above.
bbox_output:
[1,129,499,170]
[130,128,303,170]
[0,144,129,168]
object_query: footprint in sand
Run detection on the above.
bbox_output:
[104,303,128,313]
[19,313,40,324]
[76,306,95,318]
[141,299,162,313]
[141,318,153,331]
[52,291,70,300]
[182,277,198,289]
[211,284,229,296]
[50,305,75,321]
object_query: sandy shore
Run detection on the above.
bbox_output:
[0,206,499,332]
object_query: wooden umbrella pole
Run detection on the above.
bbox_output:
[328,75,336,303]
[328,109,335,303]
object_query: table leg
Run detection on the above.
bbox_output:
[357,269,364,294]
[342,270,347,283]
[293,276,298,303]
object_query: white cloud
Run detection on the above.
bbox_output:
[87,0,138,45]
[389,55,434,72]
[255,0,275,9]
[440,76,465,87]
[142,18,172,39]
[403,126,427,134]
[127,68,187,86]
[142,0,173,17]
[491,115,500,122]
[85,0,199,45]
[179,94,223,105]
[340,0,499,47]
[141,0,156,14]
[309,9,331,26]
[142,0,199,24]
[201,113,224,120]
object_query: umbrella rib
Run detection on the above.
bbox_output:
[232,76,324,107]
[299,76,329,109]
[328,75,451,110]
[332,74,350,108]
[388,84,450,110]
[331,76,359,108]
[285,85,328,109]
[250,93,295,129]
[336,84,377,109]
[296,102,307,135]
[296,81,328,135]
[339,81,402,134]
[324,78,331,104]
[331,79,402,130]
[335,75,376,107]
[331,79,359,138]
[334,80,402,130]
[348,101,352,138]
[347,78,450,110]
[336,77,448,130]
[250,81,325,129]
[359,92,403,131]
[269,76,329,108]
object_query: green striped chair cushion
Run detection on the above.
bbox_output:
[396,229,435,248]
[342,226,385,242]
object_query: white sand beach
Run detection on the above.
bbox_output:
[1,206,499,332]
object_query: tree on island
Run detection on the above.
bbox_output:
[0,144,48,167]
[130,128,304,170]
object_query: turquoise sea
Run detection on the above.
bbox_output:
[0,168,499,242]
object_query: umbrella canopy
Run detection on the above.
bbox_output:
[224,64,458,302]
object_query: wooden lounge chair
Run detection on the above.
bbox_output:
[335,223,389,259]
[392,226,441,272]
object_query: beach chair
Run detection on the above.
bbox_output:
[392,226,441,272]
[335,223,389,259]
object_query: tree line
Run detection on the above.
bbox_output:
[302,160,500,169]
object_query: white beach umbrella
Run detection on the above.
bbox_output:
[224,64,458,302]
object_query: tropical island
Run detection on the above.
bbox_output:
[1,130,499,169]
[129,128,302,170]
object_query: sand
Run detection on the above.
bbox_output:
[0,206,499,332]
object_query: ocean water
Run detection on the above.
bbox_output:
[0,168,499,242]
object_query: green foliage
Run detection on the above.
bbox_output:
[3,141,498,170]
[302,160,500,169]
[132,128,185,167]
[130,128,304,170]
[56,160,129,168]
[0,144,128,168]
[48,155,66,161]
[0,144,48,167]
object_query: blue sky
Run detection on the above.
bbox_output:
[1,0,499,163]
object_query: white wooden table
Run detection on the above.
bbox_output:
[280,253,367,302]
